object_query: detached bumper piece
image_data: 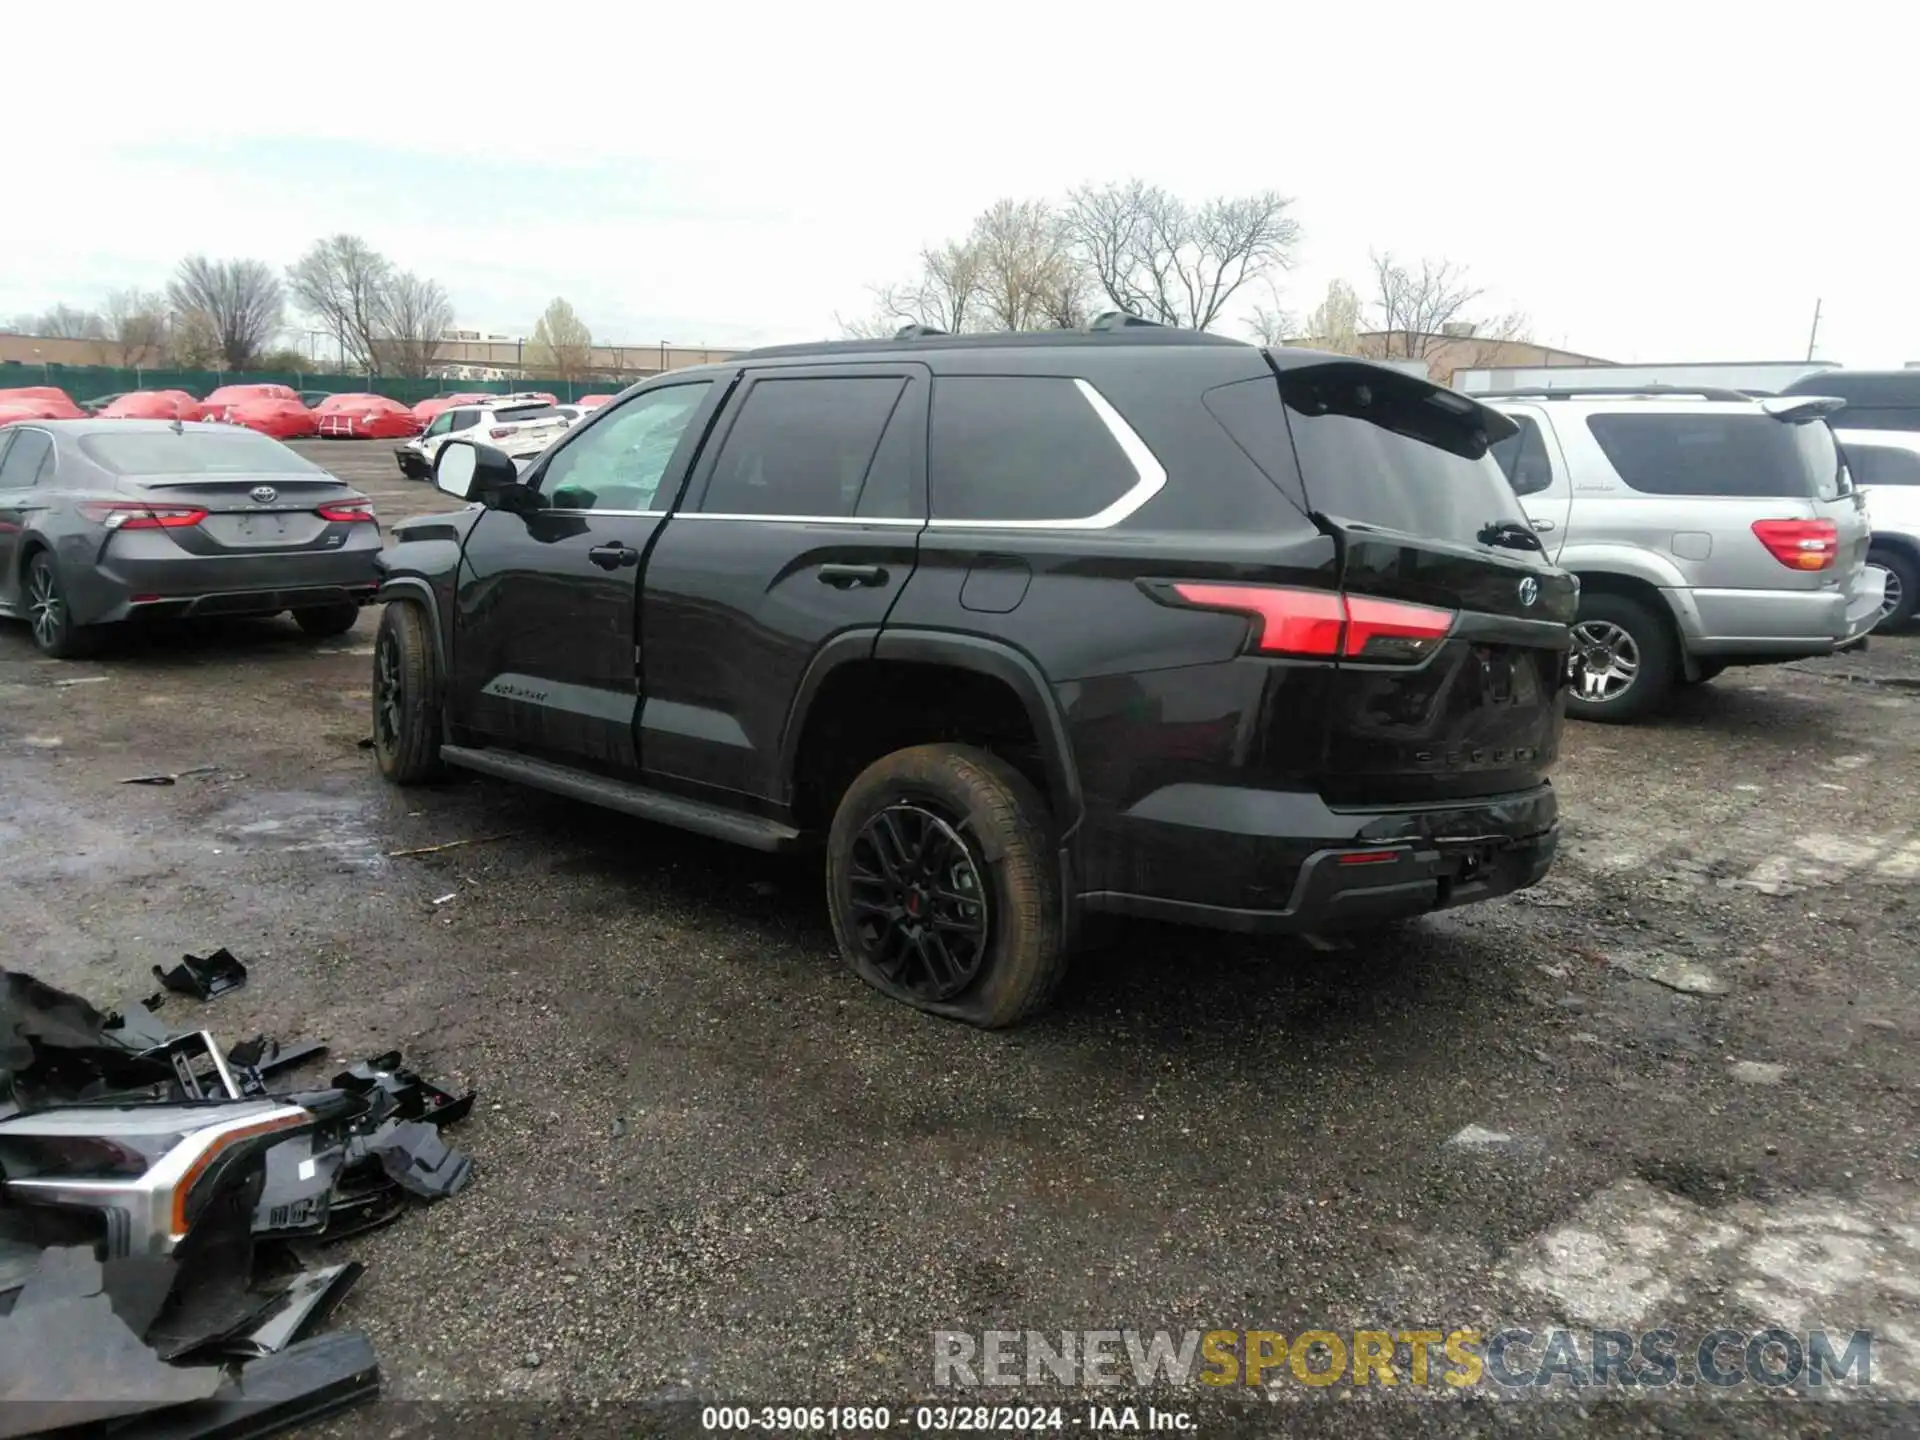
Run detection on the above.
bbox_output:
[0,964,479,1440]
[153,949,249,1003]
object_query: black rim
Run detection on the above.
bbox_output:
[373,629,404,752]
[845,803,991,1001]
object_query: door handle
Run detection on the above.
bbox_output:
[1531,519,1555,532]
[817,563,889,588]
[589,543,639,570]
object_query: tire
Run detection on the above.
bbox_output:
[23,551,101,660]
[826,743,1065,1028]
[371,602,444,784]
[293,602,361,638]
[1567,592,1677,724]
[1871,546,1919,630]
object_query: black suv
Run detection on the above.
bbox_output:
[370,324,1577,1027]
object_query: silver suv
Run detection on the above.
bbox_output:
[1481,386,1884,722]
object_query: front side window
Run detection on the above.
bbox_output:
[0,429,53,488]
[930,376,1137,522]
[541,381,713,512]
[699,376,906,517]
[1489,416,1556,497]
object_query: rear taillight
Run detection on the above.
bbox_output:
[316,501,376,523]
[79,502,208,531]
[1751,519,1838,571]
[1165,583,1455,663]
[489,426,513,439]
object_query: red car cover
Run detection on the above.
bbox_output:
[576,394,615,409]
[412,392,494,424]
[100,390,210,422]
[205,383,299,408]
[222,398,319,440]
[314,394,422,439]
[0,388,85,419]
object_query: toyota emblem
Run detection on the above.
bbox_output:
[1517,576,1540,607]
[249,485,277,504]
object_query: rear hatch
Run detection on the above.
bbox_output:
[1217,359,1578,806]
[486,405,571,454]
[79,428,371,552]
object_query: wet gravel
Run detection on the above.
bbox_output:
[1,443,1917,1437]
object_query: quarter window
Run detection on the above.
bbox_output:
[929,376,1138,522]
[541,381,713,512]
[698,376,906,517]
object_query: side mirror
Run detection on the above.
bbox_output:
[435,439,520,503]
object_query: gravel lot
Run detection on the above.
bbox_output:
[3,439,1918,1436]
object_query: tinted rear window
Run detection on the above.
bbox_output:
[1211,367,1529,544]
[1845,442,1920,487]
[494,406,563,423]
[930,376,1137,522]
[77,428,319,476]
[1587,412,1842,499]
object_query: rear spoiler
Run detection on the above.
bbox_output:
[1760,395,1847,423]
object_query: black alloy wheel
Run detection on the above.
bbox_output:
[844,802,992,1002]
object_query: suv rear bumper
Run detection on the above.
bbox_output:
[1075,783,1558,935]
[1670,574,1885,656]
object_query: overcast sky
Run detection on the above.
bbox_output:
[6,1,1915,366]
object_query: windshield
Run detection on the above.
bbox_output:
[77,427,321,476]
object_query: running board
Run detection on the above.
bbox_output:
[439,745,805,853]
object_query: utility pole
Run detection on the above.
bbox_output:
[1806,299,1823,362]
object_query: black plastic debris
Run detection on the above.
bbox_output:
[1,971,176,1111]
[152,949,249,1002]
[119,767,217,787]
[365,1121,474,1200]
[220,1262,363,1359]
[228,1038,330,1100]
[124,1330,380,1440]
[331,1052,475,1128]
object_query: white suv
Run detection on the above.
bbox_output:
[1481,386,1884,721]
[1833,428,1920,628]
[395,400,573,480]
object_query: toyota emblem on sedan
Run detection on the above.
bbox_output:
[1517,576,1539,607]
[249,485,277,504]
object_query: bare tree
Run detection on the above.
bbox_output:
[1365,253,1486,360]
[525,298,592,380]
[101,289,170,367]
[168,256,284,369]
[969,199,1082,331]
[1063,180,1301,331]
[286,236,391,374]
[32,304,108,342]
[381,272,454,378]
[1297,279,1363,354]
[867,237,984,335]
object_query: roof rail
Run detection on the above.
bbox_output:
[1086,311,1164,332]
[892,324,948,340]
[1474,383,1755,404]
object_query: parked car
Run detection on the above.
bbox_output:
[205,384,299,410]
[575,394,615,411]
[314,395,422,440]
[369,325,1576,1026]
[220,398,319,441]
[1834,428,1920,628]
[411,392,494,425]
[392,400,571,479]
[1482,386,1883,722]
[0,388,86,419]
[79,392,128,415]
[99,390,210,422]
[1780,370,1920,433]
[0,419,381,658]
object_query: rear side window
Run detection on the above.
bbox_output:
[1846,442,1920,487]
[1587,412,1842,499]
[448,410,479,432]
[700,376,906,517]
[0,429,53,488]
[1489,415,1556,497]
[930,376,1138,522]
[1214,365,1528,544]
